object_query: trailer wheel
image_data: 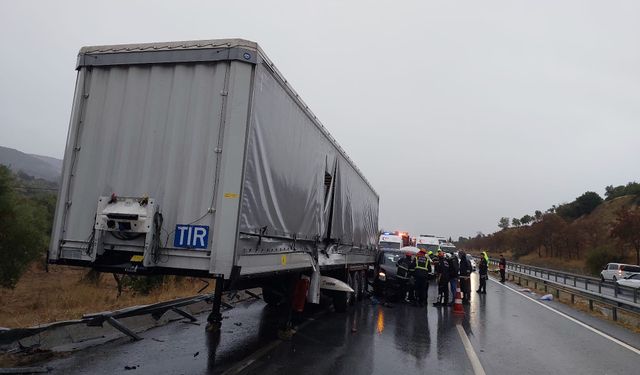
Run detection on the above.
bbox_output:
[333,291,348,313]
[262,287,282,306]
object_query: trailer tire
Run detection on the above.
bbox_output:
[333,291,348,313]
[262,287,282,306]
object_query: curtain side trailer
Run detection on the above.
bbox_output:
[49,39,379,327]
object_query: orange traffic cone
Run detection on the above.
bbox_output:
[453,279,465,316]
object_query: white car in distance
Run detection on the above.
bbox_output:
[616,273,640,289]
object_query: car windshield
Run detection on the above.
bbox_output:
[380,251,403,264]
[380,241,402,250]
[417,244,439,252]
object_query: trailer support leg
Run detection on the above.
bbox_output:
[207,275,224,333]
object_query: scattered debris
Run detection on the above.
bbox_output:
[124,365,138,370]
[518,288,532,293]
[193,351,200,358]
[233,322,242,327]
[151,338,165,343]
[539,294,554,301]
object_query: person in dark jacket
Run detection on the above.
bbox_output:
[397,252,416,302]
[433,251,450,307]
[477,251,489,294]
[447,254,459,305]
[499,254,507,282]
[458,250,472,304]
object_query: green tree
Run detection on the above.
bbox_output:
[498,217,510,230]
[0,166,49,288]
[520,214,533,225]
[512,218,521,227]
[534,210,543,222]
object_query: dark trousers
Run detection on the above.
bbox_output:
[500,269,506,282]
[437,282,449,304]
[478,275,487,293]
[414,275,428,305]
[460,277,471,302]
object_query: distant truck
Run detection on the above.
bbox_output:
[48,39,379,329]
[379,233,403,250]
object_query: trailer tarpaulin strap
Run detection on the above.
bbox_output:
[239,63,379,252]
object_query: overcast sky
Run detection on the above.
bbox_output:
[1,0,639,239]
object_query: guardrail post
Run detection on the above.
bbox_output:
[589,300,593,311]
[635,289,638,304]
[564,275,567,284]
[573,277,576,287]
[598,283,602,294]
[555,288,559,298]
[584,279,588,291]
[612,307,618,321]
[555,273,557,282]
[571,294,575,304]
[614,285,618,298]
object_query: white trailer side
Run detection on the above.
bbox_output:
[49,39,379,288]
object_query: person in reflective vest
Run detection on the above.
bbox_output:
[414,250,431,306]
[477,251,489,294]
[499,254,507,282]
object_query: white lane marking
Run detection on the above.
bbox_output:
[490,278,640,356]
[456,324,487,375]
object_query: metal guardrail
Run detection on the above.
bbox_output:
[481,257,640,320]
[0,292,243,346]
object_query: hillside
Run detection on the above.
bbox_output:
[0,145,62,182]
[461,193,640,275]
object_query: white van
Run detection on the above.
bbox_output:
[600,263,640,282]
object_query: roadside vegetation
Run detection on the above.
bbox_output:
[0,165,207,328]
[459,183,640,275]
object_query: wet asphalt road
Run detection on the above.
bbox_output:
[45,274,640,374]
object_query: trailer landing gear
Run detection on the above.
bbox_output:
[206,275,224,333]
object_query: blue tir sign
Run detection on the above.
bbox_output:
[173,225,209,249]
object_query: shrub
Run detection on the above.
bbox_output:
[0,166,48,288]
[585,246,625,276]
[123,275,166,295]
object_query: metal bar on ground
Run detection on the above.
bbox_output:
[170,307,198,322]
[106,317,142,341]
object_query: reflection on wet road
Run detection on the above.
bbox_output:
[46,274,640,374]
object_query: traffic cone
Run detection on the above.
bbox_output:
[453,279,465,316]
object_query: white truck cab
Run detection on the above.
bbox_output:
[379,233,403,250]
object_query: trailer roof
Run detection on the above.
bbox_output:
[76,39,378,197]
[79,38,257,55]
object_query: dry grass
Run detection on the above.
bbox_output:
[0,262,212,328]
